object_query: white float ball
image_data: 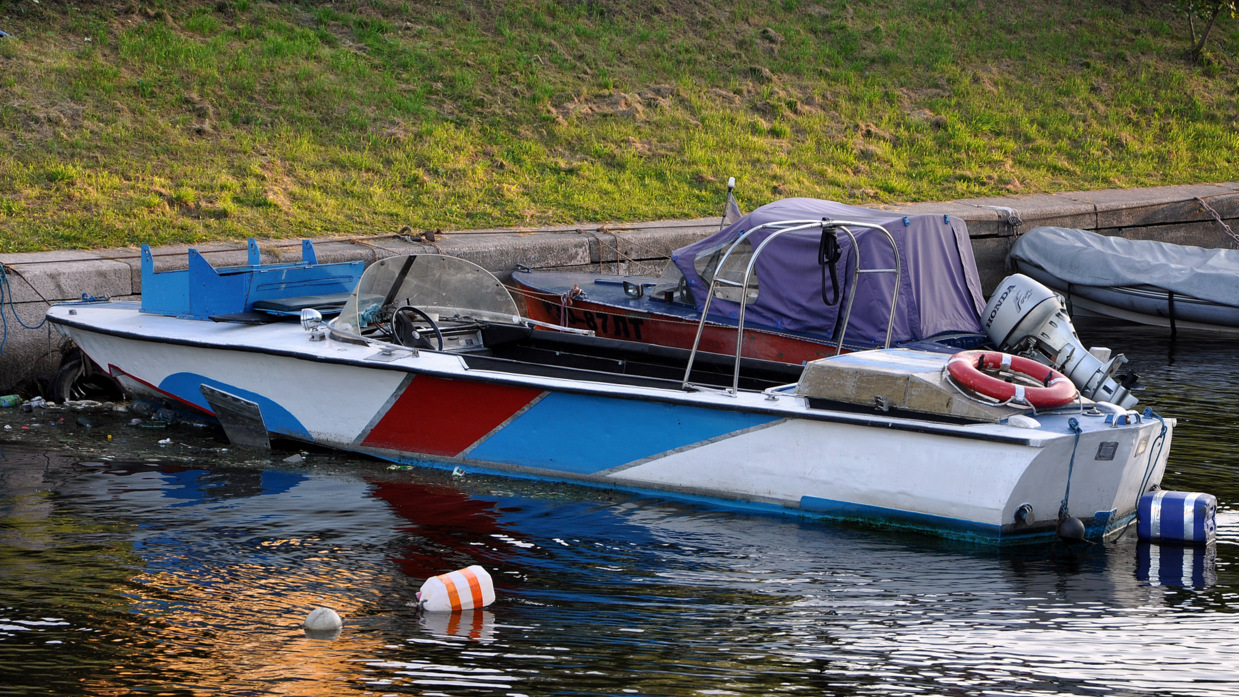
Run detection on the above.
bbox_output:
[305,607,343,632]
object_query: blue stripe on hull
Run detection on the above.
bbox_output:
[800,495,1133,543]
[159,372,312,440]
[801,495,1004,539]
[467,392,779,473]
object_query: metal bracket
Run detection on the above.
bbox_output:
[200,384,271,450]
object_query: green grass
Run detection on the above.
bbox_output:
[0,0,1236,252]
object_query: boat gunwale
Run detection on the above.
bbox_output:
[45,304,1069,447]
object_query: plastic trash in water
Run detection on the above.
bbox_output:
[416,565,495,612]
[0,394,20,408]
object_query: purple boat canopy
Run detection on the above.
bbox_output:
[659,198,986,346]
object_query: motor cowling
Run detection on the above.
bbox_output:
[981,274,1139,409]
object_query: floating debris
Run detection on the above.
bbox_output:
[417,565,495,612]
[130,401,157,417]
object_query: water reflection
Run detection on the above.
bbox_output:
[1077,319,1239,500]
[1,456,407,695]
[1138,542,1218,587]
[0,319,1238,695]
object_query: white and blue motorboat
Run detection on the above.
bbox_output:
[44,229,1176,545]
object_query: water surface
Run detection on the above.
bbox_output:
[2,320,1238,696]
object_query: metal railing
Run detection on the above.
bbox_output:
[681,219,902,395]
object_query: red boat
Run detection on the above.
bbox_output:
[513,271,859,363]
[512,198,991,363]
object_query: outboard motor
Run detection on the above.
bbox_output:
[982,274,1140,409]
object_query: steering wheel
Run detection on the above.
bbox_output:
[391,305,445,351]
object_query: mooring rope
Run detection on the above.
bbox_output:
[1112,408,1170,542]
[1137,408,1170,507]
[1058,417,1082,521]
[1196,197,1239,248]
[0,263,50,356]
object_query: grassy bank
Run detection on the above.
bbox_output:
[0,0,1236,253]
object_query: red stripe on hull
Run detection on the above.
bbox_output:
[361,375,543,456]
[109,364,215,416]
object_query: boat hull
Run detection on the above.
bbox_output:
[49,303,1172,545]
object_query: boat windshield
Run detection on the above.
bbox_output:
[331,254,521,335]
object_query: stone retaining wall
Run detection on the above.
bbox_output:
[2,182,1236,392]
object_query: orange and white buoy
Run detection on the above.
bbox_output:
[417,565,496,613]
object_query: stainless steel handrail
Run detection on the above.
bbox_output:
[680,219,819,391]
[680,218,903,395]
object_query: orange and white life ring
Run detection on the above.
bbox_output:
[946,350,1077,409]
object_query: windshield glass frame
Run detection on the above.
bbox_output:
[330,254,521,338]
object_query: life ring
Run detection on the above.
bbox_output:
[946,350,1077,409]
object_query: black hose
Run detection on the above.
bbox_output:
[819,226,842,306]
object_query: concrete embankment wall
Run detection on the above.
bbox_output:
[1,182,1237,392]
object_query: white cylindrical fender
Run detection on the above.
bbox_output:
[417,565,496,612]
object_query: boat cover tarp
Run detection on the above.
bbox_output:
[1010,226,1239,306]
[670,198,986,345]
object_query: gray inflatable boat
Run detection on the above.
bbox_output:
[1009,226,1239,334]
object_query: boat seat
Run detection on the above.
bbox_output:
[252,292,352,316]
[480,322,534,348]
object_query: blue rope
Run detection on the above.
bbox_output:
[1109,408,1170,543]
[1137,408,1169,505]
[0,263,49,356]
[1058,417,1082,520]
[0,269,7,357]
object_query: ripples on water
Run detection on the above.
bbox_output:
[1,321,1238,696]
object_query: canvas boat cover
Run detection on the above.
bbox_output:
[1010,226,1239,306]
[666,198,986,346]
